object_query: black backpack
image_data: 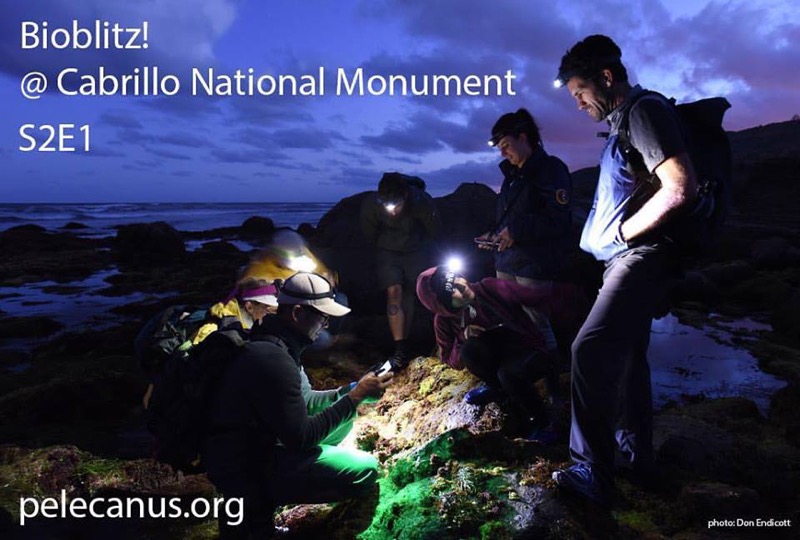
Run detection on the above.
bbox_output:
[145,327,246,473]
[134,305,235,380]
[618,92,732,257]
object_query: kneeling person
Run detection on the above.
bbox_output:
[204,272,392,538]
[417,266,582,442]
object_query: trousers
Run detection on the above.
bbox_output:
[568,245,673,482]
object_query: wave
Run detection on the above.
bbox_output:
[0,202,335,236]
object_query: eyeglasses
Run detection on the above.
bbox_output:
[303,306,330,325]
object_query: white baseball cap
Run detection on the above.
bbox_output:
[277,272,350,317]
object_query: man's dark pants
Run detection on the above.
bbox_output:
[569,245,673,484]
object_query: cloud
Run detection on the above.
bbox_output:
[145,146,191,161]
[98,111,143,129]
[360,116,448,154]
[271,127,348,150]
[211,146,286,164]
[157,131,213,148]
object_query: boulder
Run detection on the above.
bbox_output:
[749,236,800,269]
[699,260,755,288]
[679,482,761,521]
[772,289,800,342]
[770,384,800,446]
[0,316,63,339]
[729,273,793,311]
[114,222,185,263]
[240,216,275,240]
[61,222,88,230]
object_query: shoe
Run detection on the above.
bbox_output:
[526,423,560,445]
[388,351,413,372]
[552,463,611,507]
[464,384,507,406]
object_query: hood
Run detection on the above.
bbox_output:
[416,266,455,317]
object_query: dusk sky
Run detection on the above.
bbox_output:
[1,0,798,203]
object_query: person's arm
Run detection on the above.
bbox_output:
[620,97,697,243]
[300,367,340,415]
[619,153,696,242]
[434,315,464,369]
[243,345,356,452]
[506,158,572,246]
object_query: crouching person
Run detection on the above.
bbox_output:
[204,272,392,539]
[416,266,584,444]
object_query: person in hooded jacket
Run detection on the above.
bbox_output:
[416,266,586,442]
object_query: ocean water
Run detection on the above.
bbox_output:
[0,202,335,238]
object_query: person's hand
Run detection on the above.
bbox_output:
[495,227,515,251]
[474,232,499,251]
[463,324,486,340]
[349,371,393,405]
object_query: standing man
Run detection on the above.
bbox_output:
[551,35,696,506]
[204,272,393,538]
[361,172,439,370]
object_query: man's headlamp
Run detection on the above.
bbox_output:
[378,196,403,214]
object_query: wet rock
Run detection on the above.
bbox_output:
[195,240,241,258]
[240,216,275,240]
[729,273,793,310]
[0,226,111,284]
[61,222,88,230]
[297,222,316,238]
[771,289,800,342]
[700,260,755,288]
[0,371,141,427]
[679,482,761,520]
[114,221,186,264]
[674,270,721,305]
[657,400,800,499]
[770,384,800,446]
[0,316,63,339]
[750,236,800,269]
[656,414,744,481]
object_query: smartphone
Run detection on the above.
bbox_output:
[473,237,500,248]
[374,360,392,376]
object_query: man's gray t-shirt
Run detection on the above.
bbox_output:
[579,86,687,261]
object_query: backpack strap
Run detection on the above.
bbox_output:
[616,90,676,188]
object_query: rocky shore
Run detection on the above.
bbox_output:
[1,119,799,539]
